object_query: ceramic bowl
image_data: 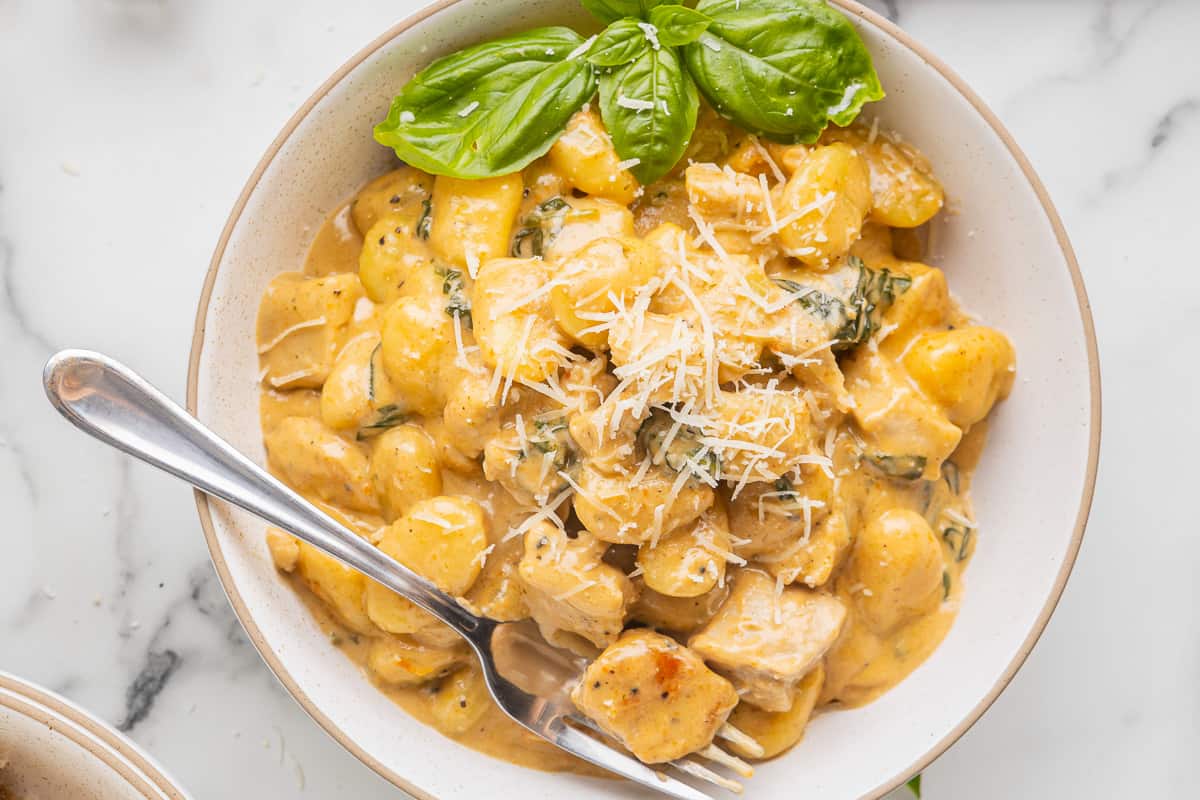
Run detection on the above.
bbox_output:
[188,1,1101,797]
[0,672,190,800]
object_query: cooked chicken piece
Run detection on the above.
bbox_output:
[571,629,738,763]
[690,570,846,711]
[518,521,635,652]
[629,580,730,636]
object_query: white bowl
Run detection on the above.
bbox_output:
[0,672,190,800]
[187,1,1101,797]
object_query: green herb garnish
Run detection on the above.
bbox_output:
[373,0,882,185]
[580,0,669,23]
[374,28,597,179]
[864,453,926,481]
[683,0,883,142]
[942,525,973,563]
[774,256,910,351]
[439,267,472,327]
[637,407,720,482]
[356,405,407,440]
[511,196,584,258]
[596,35,699,184]
[773,475,798,501]
[941,570,951,600]
[416,197,432,240]
[906,774,922,798]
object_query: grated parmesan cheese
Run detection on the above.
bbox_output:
[617,95,656,112]
[257,317,326,354]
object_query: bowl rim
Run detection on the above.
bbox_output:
[0,672,190,800]
[186,1,1102,797]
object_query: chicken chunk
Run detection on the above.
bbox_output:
[571,629,738,763]
[690,570,846,711]
[518,522,635,652]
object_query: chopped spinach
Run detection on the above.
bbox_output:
[438,267,472,327]
[510,196,596,258]
[637,407,720,481]
[773,475,798,501]
[416,197,432,240]
[864,453,926,481]
[773,256,911,351]
[519,417,579,490]
[942,525,973,563]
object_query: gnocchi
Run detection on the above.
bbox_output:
[255,100,1014,772]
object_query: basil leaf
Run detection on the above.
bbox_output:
[648,5,712,47]
[587,18,650,68]
[907,775,922,798]
[599,44,698,184]
[580,0,668,23]
[374,28,597,179]
[683,0,883,142]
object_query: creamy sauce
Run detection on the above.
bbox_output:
[254,109,1015,771]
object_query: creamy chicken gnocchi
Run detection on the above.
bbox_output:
[256,106,1015,771]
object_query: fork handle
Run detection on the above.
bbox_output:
[42,349,484,636]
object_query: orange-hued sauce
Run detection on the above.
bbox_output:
[254,107,1014,772]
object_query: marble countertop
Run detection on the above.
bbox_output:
[0,0,1194,797]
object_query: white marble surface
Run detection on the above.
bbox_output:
[0,0,1194,797]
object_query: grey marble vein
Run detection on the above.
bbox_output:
[1097,97,1199,195]
[113,457,141,606]
[0,429,39,506]
[1091,0,1169,67]
[117,643,181,732]
[1004,0,1168,109]
[0,237,55,353]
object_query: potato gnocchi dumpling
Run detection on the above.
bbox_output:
[255,102,1014,772]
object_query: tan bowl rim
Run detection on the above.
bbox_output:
[186,1,1102,797]
[0,671,189,800]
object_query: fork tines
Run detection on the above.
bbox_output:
[564,713,758,796]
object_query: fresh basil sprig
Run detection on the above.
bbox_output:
[580,0,668,23]
[374,1,882,185]
[683,0,884,142]
[648,4,711,47]
[586,17,650,67]
[598,43,699,184]
[374,27,596,178]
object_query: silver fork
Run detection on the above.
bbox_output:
[43,350,759,799]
